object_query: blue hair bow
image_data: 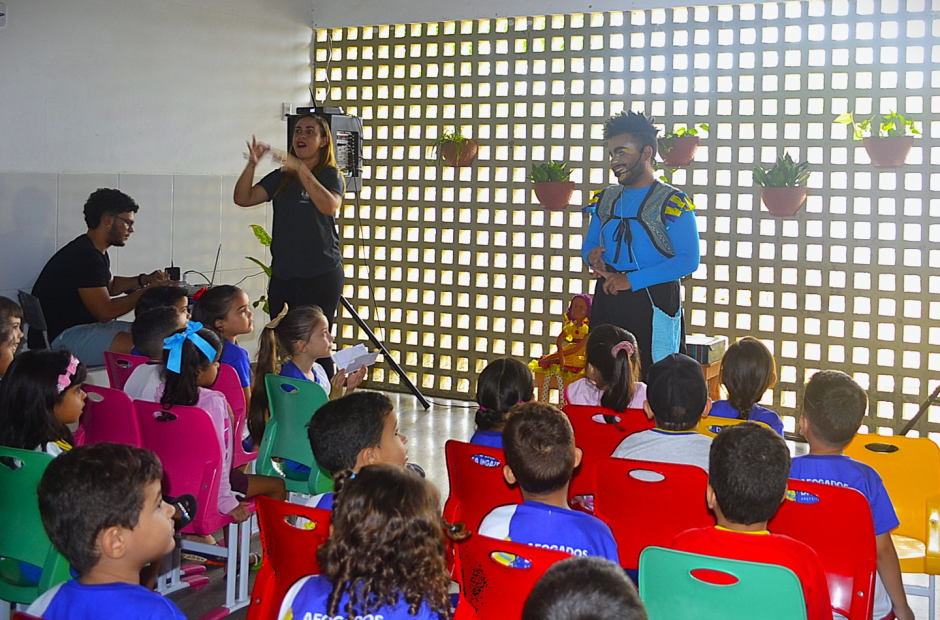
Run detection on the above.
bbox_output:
[163,321,217,374]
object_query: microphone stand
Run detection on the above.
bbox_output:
[897,382,940,436]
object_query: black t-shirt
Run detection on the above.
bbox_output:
[258,167,344,280]
[29,235,111,347]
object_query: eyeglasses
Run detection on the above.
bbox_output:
[112,214,135,230]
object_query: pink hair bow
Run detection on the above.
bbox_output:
[57,356,80,393]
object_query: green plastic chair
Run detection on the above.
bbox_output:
[638,547,808,620]
[0,448,72,607]
[259,374,332,495]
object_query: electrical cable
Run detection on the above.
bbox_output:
[182,270,211,284]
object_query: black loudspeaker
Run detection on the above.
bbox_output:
[288,108,363,193]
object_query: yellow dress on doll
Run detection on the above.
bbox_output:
[530,294,592,381]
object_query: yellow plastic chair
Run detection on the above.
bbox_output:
[844,433,940,619]
[696,416,770,438]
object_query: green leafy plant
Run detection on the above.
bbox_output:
[660,123,709,151]
[427,129,473,165]
[834,111,921,141]
[653,160,679,184]
[245,224,271,314]
[753,153,810,188]
[530,161,571,183]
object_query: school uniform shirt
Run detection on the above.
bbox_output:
[708,400,785,436]
[123,363,163,402]
[221,340,251,388]
[671,527,833,620]
[790,454,898,619]
[305,492,334,510]
[564,379,648,410]
[468,429,503,449]
[278,574,442,620]
[611,428,712,471]
[27,580,186,620]
[478,500,619,562]
[280,360,330,395]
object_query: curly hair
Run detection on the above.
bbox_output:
[318,465,467,619]
[603,110,659,157]
[82,188,140,229]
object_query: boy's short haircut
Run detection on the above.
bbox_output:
[0,296,24,344]
[709,422,791,525]
[132,308,184,360]
[503,402,575,496]
[136,286,189,316]
[522,556,649,620]
[646,353,708,431]
[802,370,868,448]
[37,443,164,575]
[307,392,393,474]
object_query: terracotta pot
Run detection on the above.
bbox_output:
[862,136,913,169]
[439,139,478,167]
[760,186,807,218]
[659,136,699,167]
[533,181,575,211]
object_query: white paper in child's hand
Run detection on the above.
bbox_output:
[332,344,379,372]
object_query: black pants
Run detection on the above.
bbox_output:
[268,264,345,378]
[590,278,687,381]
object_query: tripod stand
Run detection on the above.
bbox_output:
[340,296,430,410]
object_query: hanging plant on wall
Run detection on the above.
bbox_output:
[835,111,920,169]
[658,123,708,167]
[530,161,575,210]
[428,129,478,167]
[753,152,811,218]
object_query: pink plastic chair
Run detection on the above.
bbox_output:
[212,363,256,468]
[74,384,141,447]
[103,351,149,390]
[134,400,253,617]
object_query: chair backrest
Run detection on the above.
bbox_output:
[74,384,140,447]
[563,405,653,504]
[443,440,523,532]
[213,363,256,468]
[593,457,712,570]
[17,290,50,349]
[0,447,72,604]
[639,546,808,620]
[844,433,940,543]
[769,479,877,620]
[246,496,331,620]
[102,351,149,390]
[456,533,571,619]
[133,400,230,536]
[259,374,331,494]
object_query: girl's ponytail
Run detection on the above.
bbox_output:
[720,337,776,421]
[248,319,281,445]
[585,325,641,413]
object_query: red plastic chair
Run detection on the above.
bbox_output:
[593,457,712,571]
[453,533,571,620]
[246,496,331,620]
[103,351,149,390]
[769,479,877,620]
[563,405,653,509]
[212,363,256,469]
[134,400,254,617]
[73,384,141,447]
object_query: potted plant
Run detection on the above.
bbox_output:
[245,224,271,314]
[530,161,575,210]
[753,153,810,218]
[658,123,709,167]
[835,111,920,169]
[428,129,478,167]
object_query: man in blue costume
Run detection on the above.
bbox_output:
[582,111,701,378]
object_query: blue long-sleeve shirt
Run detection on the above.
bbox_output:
[581,184,701,291]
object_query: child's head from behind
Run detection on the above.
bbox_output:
[192,285,252,339]
[801,370,867,449]
[475,357,534,431]
[523,556,649,620]
[159,323,222,408]
[133,308,185,360]
[308,391,407,474]
[136,286,190,322]
[720,337,776,420]
[38,443,175,576]
[319,464,459,618]
[584,324,642,412]
[645,353,709,431]
[707,422,790,526]
[0,349,87,450]
[503,402,579,496]
[0,296,24,376]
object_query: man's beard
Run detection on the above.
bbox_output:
[107,223,126,247]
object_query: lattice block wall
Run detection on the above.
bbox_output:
[314,0,940,436]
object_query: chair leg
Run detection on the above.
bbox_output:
[930,574,936,620]
[0,600,10,620]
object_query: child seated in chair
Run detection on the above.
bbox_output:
[477,402,619,562]
[670,422,834,620]
[27,443,185,620]
[124,307,185,401]
[612,353,713,471]
[790,371,913,620]
[305,391,408,509]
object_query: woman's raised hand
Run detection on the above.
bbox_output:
[245,136,271,166]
